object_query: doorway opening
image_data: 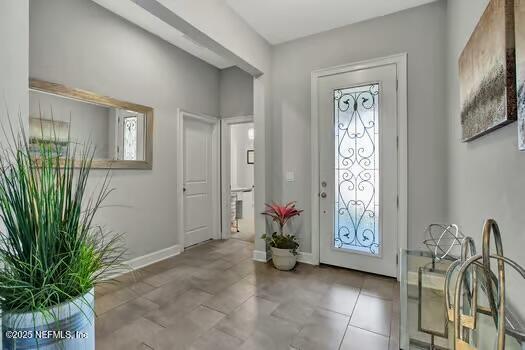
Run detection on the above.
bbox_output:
[221,116,255,243]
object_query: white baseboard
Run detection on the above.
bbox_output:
[297,251,315,265]
[252,250,269,262]
[105,244,182,280]
[126,244,183,270]
[252,250,315,265]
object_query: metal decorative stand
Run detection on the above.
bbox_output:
[447,219,525,350]
[400,221,525,350]
[423,224,465,261]
[417,225,466,348]
[444,237,479,347]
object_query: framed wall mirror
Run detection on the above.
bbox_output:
[29,79,154,169]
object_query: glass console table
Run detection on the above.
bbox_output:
[400,249,524,350]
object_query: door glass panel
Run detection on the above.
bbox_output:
[334,83,380,255]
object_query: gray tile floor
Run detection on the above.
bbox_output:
[95,239,400,350]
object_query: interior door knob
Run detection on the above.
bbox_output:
[320,192,327,198]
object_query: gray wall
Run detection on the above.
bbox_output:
[446,0,525,318]
[220,66,254,117]
[29,0,221,259]
[0,1,28,341]
[271,1,448,252]
[0,0,29,139]
[230,122,255,189]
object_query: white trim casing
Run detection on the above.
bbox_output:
[310,53,408,277]
[297,252,315,265]
[176,109,221,251]
[253,250,269,262]
[220,115,255,240]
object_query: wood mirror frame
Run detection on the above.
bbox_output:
[29,78,153,170]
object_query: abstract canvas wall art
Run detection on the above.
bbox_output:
[516,1,525,150]
[459,0,517,142]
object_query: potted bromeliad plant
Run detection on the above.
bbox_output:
[0,124,126,350]
[261,202,303,270]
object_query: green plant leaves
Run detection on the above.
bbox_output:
[261,201,302,255]
[0,121,126,313]
[261,232,299,255]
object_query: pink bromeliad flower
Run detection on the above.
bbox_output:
[261,201,303,233]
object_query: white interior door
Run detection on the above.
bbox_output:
[183,117,214,247]
[318,64,398,277]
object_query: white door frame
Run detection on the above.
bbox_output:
[220,115,255,239]
[176,109,221,250]
[310,53,408,275]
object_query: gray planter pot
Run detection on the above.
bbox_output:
[271,247,297,270]
[2,288,95,350]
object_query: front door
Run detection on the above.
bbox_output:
[183,117,214,247]
[318,64,398,277]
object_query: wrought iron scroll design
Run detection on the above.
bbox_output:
[333,84,380,255]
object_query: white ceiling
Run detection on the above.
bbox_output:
[225,0,438,44]
[92,0,234,69]
[93,0,438,69]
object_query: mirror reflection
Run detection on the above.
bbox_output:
[29,90,146,161]
[27,79,153,169]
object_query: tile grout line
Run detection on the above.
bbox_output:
[199,303,229,316]
[389,285,400,347]
[360,291,394,301]
[142,311,168,330]
[350,324,391,338]
[141,342,155,349]
[338,286,362,350]
[96,240,401,349]
[359,281,395,301]
[351,291,395,337]
[141,280,157,288]
[209,325,246,345]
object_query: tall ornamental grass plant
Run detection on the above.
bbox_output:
[0,121,125,315]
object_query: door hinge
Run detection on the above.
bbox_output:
[396,136,399,149]
[396,253,399,265]
[396,79,399,91]
[396,195,399,208]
